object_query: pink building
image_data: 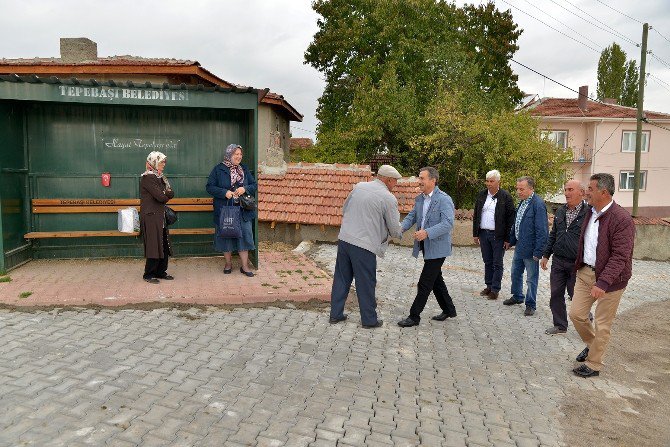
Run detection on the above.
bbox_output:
[523,87,670,217]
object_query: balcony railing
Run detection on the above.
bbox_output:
[572,146,592,163]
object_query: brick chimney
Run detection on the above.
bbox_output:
[578,86,588,111]
[60,38,97,63]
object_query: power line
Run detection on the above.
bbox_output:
[648,74,670,95]
[551,0,640,47]
[497,0,601,53]
[652,28,670,45]
[650,53,670,71]
[593,0,643,25]
[291,125,316,135]
[518,0,604,51]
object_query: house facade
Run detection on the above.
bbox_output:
[0,37,303,165]
[524,86,670,218]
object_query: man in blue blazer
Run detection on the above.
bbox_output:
[397,167,457,327]
[503,176,549,316]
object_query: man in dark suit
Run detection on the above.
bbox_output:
[472,170,515,300]
[503,176,548,316]
[541,180,587,335]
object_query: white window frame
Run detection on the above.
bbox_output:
[542,130,568,149]
[621,131,650,153]
[619,170,647,191]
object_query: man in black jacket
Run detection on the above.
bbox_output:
[541,180,587,335]
[473,170,516,300]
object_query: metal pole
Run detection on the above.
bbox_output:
[633,23,648,217]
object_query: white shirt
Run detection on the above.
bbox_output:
[583,200,613,266]
[480,191,497,230]
[420,190,434,230]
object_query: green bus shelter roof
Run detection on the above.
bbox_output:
[0,74,266,110]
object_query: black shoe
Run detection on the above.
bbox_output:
[503,297,524,305]
[157,274,174,280]
[576,347,590,362]
[362,320,383,329]
[240,267,255,277]
[143,277,159,284]
[397,317,419,327]
[524,306,535,316]
[431,312,456,321]
[223,266,232,274]
[573,364,599,378]
[329,314,347,324]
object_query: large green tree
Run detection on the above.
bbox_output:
[303,0,523,164]
[596,42,638,107]
[412,84,572,208]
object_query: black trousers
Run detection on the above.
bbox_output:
[549,255,576,330]
[409,256,457,322]
[144,229,170,279]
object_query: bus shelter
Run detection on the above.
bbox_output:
[0,75,262,272]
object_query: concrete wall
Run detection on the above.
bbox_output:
[259,219,670,262]
[258,219,476,248]
[633,225,670,261]
[257,104,290,165]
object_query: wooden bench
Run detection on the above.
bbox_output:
[25,198,215,239]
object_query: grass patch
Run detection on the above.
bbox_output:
[0,276,11,283]
[18,291,32,299]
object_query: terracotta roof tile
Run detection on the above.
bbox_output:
[524,98,670,120]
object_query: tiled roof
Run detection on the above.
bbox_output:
[257,163,419,226]
[289,137,314,150]
[0,56,303,121]
[524,97,670,120]
[0,56,198,66]
[633,217,670,226]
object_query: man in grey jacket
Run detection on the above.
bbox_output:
[329,165,403,328]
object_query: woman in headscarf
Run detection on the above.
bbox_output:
[140,151,174,283]
[206,144,257,277]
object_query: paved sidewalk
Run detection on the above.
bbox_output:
[0,245,667,446]
[0,251,331,307]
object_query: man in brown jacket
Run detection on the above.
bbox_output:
[569,173,635,377]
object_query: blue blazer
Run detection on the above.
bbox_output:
[508,193,548,259]
[401,186,455,259]
[206,163,257,223]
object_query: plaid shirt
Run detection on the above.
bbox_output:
[514,192,534,239]
[565,200,585,228]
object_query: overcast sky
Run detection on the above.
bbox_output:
[1,0,669,141]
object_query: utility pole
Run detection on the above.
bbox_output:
[633,23,648,217]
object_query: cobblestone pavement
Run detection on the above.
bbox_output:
[0,245,667,446]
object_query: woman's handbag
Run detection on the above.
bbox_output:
[239,193,256,211]
[165,206,178,226]
[217,205,242,238]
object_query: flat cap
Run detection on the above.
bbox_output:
[377,164,402,179]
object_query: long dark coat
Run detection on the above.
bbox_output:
[140,174,174,259]
[206,163,257,224]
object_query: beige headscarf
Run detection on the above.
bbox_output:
[142,151,171,190]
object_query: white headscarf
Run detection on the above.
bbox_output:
[142,151,171,189]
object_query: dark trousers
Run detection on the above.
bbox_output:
[549,256,576,330]
[144,229,170,279]
[479,229,505,292]
[409,256,456,322]
[330,240,379,326]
